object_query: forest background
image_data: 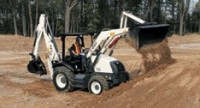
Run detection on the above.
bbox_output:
[0,0,200,37]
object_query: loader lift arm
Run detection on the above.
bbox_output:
[86,11,170,59]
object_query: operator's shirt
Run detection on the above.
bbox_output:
[70,43,81,55]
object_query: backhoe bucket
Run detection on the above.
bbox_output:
[27,57,47,75]
[125,24,170,51]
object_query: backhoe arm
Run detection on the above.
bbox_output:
[27,14,61,78]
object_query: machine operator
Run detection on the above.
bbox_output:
[70,37,83,56]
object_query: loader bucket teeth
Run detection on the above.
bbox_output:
[27,58,47,75]
[125,24,170,51]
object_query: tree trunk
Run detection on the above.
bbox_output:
[13,11,18,35]
[178,0,184,36]
[157,0,161,22]
[64,0,77,33]
[9,0,18,35]
[172,2,176,34]
[21,3,27,36]
[179,15,184,36]
[65,7,70,32]
[34,0,39,33]
[55,16,58,35]
[149,1,153,22]
[198,19,200,33]
[178,0,190,36]
[80,0,84,28]
[52,18,55,33]
[28,0,33,37]
[114,0,118,17]
[164,1,167,23]
[119,0,125,12]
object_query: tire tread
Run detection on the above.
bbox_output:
[53,66,74,92]
[89,75,109,94]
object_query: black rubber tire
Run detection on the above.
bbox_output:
[88,75,109,95]
[125,72,130,81]
[53,66,74,92]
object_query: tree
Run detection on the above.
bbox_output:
[28,0,33,37]
[178,0,190,36]
[64,0,77,32]
[84,0,100,32]
[9,0,18,35]
[0,0,200,35]
[148,0,155,22]
[20,0,27,36]
[193,1,200,33]
[168,0,178,34]
[34,0,39,34]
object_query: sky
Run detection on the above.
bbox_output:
[190,0,199,13]
[192,0,199,6]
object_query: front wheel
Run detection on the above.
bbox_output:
[88,75,109,95]
[53,66,74,92]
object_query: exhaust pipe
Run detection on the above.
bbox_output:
[125,24,170,51]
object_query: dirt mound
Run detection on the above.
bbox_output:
[138,39,176,73]
[78,39,177,108]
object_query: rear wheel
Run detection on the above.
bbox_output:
[88,75,109,95]
[53,66,74,92]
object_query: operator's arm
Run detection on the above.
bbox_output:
[72,50,79,56]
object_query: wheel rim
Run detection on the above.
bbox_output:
[91,81,101,94]
[56,73,67,88]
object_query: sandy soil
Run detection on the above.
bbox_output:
[0,34,200,108]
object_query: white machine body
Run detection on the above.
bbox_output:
[91,54,118,73]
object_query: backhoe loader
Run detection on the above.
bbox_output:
[27,11,169,95]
